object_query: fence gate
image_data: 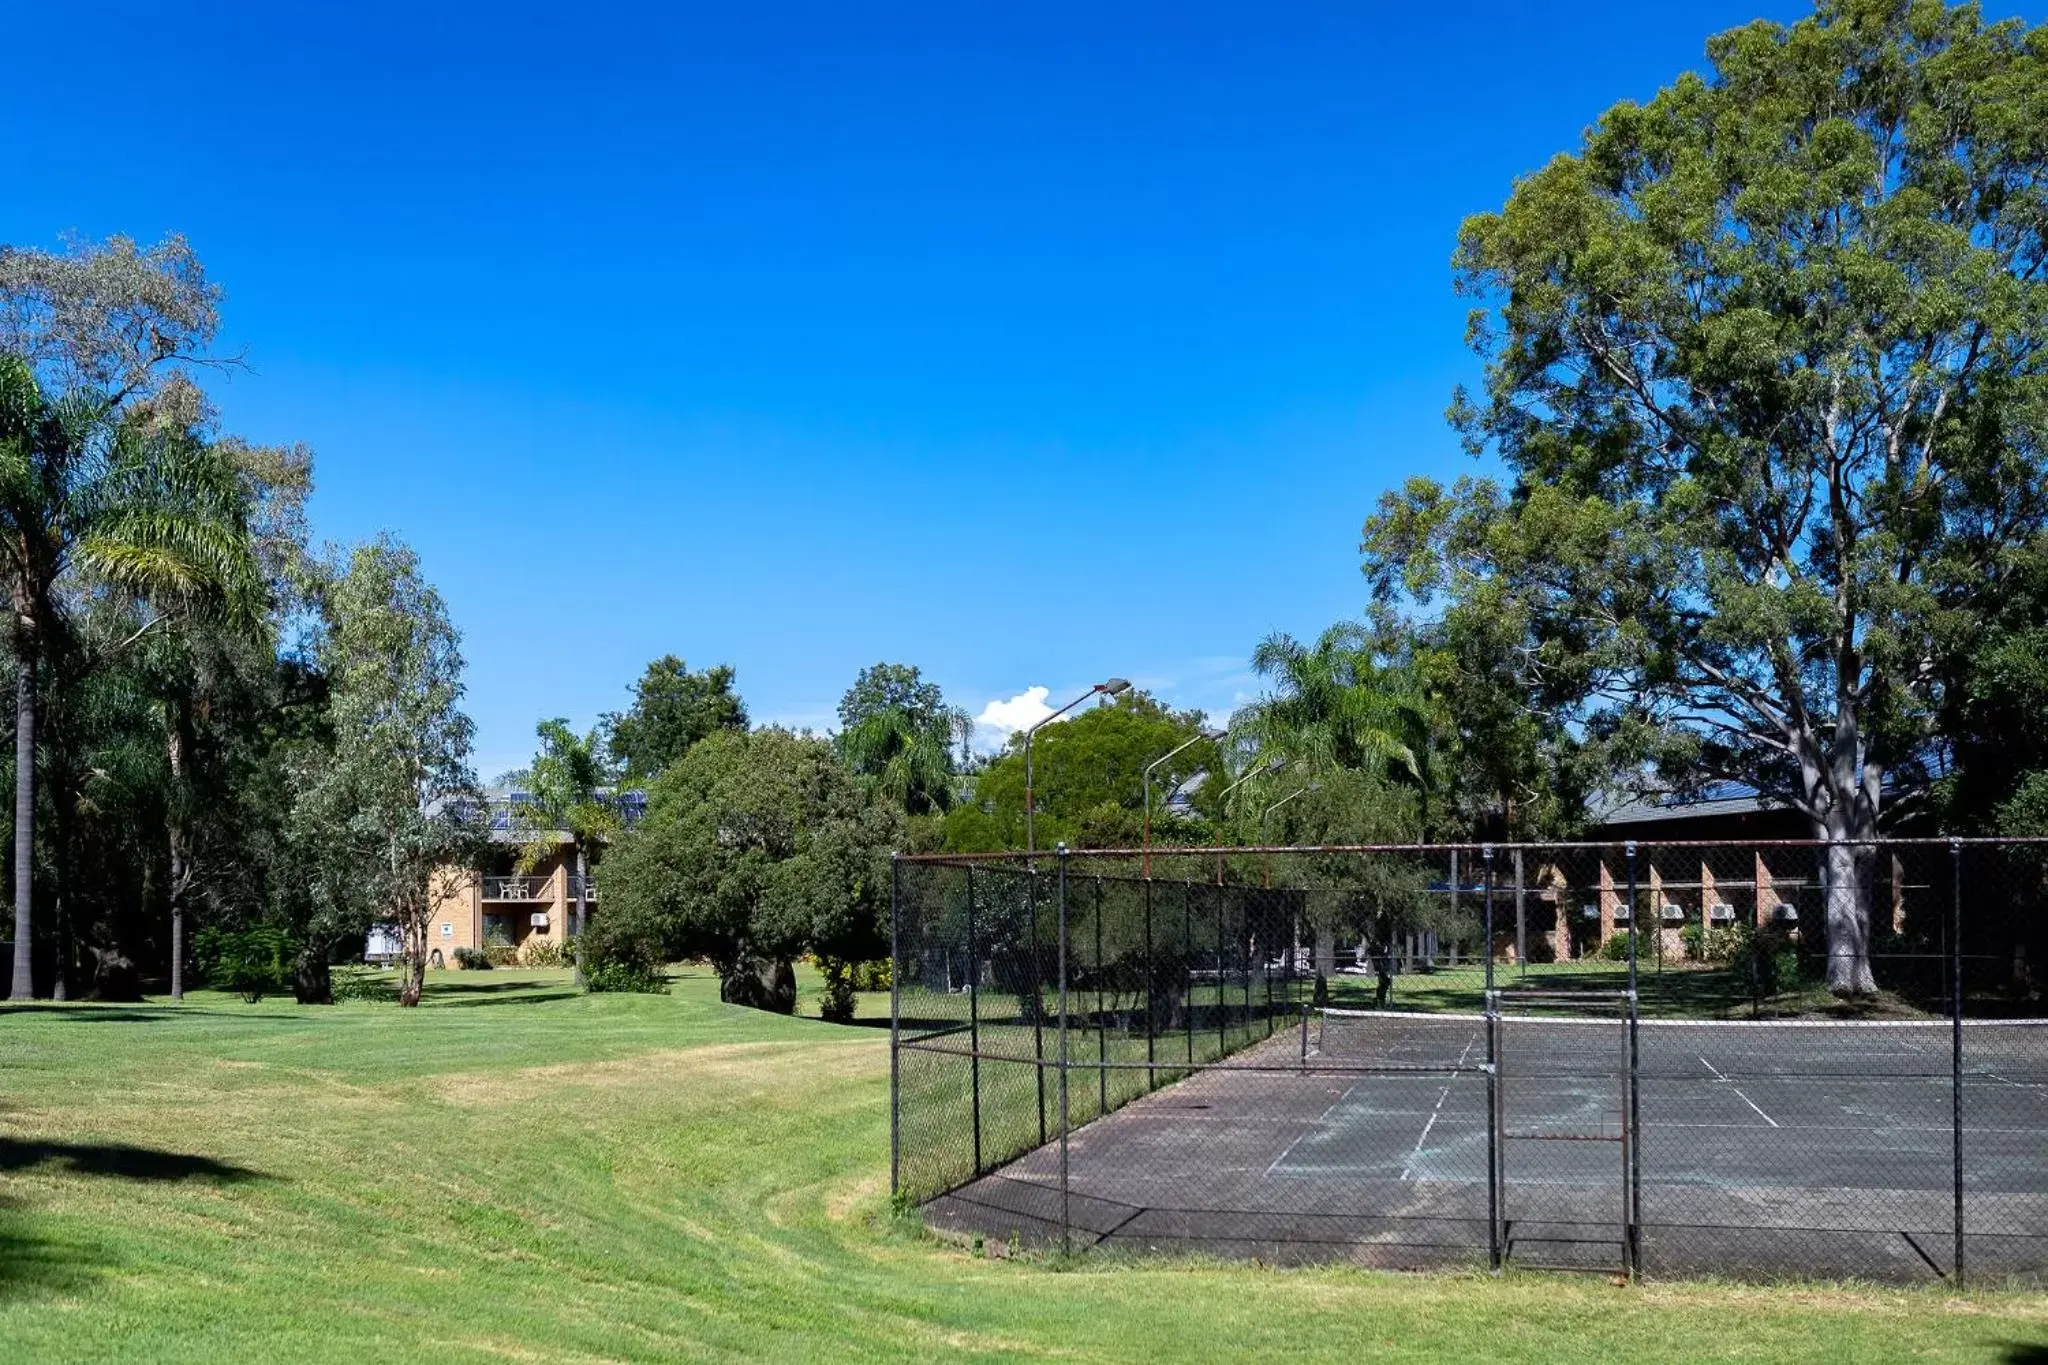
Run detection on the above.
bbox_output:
[1489,989,1639,1277]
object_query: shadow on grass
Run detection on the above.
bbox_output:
[0,1004,318,1023]
[0,1139,268,1300]
[0,1137,264,1183]
[2002,1343,2048,1364]
[424,990,582,1008]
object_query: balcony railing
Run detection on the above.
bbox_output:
[568,875,599,901]
[481,875,555,901]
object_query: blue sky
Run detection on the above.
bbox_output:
[9,0,1980,777]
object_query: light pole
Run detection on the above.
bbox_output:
[1143,728,1227,877]
[1209,755,1289,885]
[1260,782,1321,888]
[1025,678,1129,856]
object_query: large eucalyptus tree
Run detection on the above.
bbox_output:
[1363,0,2048,993]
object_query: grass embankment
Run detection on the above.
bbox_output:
[0,969,2042,1361]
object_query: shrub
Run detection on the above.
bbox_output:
[814,955,858,1023]
[851,958,892,992]
[452,946,494,970]
[519,938,570,969]
[1598,930,1638,962]
[485,945,521,967]
[331,967,393,1003]
[586,959,667,994]
[193,926,293,1002]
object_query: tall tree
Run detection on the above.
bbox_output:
[604,655,746,781]
[596,727,897,1012]
[835,662,967,816]
[298,538,481,1007]
[523,718,618,985]
[0,235,227,999]
[944,691,1222,851]
[1231,623,1438,830]
[1363,0,2048,994]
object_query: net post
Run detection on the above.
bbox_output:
[965,864,982,1178]
[889,853,901,1200]
[1485,984,1501,1274]
[1056,844,1072,1257]
[1951,837,1965,1290]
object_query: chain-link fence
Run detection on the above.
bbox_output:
[891,840,2048,1284]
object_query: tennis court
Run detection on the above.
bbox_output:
[921,1010,2048,1280]
[893,841,2048,1283]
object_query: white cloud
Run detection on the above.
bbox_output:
[972,686,1057,752]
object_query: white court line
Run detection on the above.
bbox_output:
[1263,1080,1364,1177]
[1401,1032,1480,1181]
[1699,1054,1782,1128]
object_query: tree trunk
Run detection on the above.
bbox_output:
[572,842,587,987]
[294,941,334,1005]
[166,706,191,1002]
[1821,832,1879,996]
[10,628,36,1001]
[398,912,426,1007]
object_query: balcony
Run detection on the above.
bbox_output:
[567,875,599,901]
[482,875,556,901]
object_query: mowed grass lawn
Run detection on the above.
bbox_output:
[1,970,2043,1362]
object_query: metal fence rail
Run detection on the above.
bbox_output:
[892,839,2048,1284]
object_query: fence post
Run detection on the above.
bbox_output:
[966,864,982,1178]
[1485,983,1501,1274]
[1095,877,1107,1117]
[1951,837,1965,1290]
[1184,882,1195,1065]
[1143,877,1157,1090]
[889,854,902,1200]
[1204,888,1220,1055]
[1514,848,1527,984]
[1625,840,1642,1278]
[1031,869,1047,1146]
[1483,846,1495,995]
[1056,844,1072,1256]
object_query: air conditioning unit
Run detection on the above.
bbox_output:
[1772,904,1798,923]
[1708,903,1735,924]
[1612,904,1632,924]
[1581,904,1600,920]
[1661,903,1685,923]
[530,912,550,928]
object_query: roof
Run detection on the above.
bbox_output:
[1588,781,1796,829]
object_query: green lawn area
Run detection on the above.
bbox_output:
[0,969,2042,1361]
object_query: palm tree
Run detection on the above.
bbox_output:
[1230,622,1438,829]
[838,702,965,816]
[0,358,260,999]
[525,719,619,986]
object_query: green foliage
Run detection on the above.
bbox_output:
[836,662,968,816]
[595,727,899,1007]
[1598,930,1638,964]
[289,538,483,1007]
[603,655,746,782]
[584,957,668,995]
[328,966,392,1002]
[944,690,1221,851]
[517,938,571,969]
[814,955,859,1023]
[452,946,494,970]
[1361,1,2048,992]
[1680,922,1747,965]
[193,925,292,1001]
